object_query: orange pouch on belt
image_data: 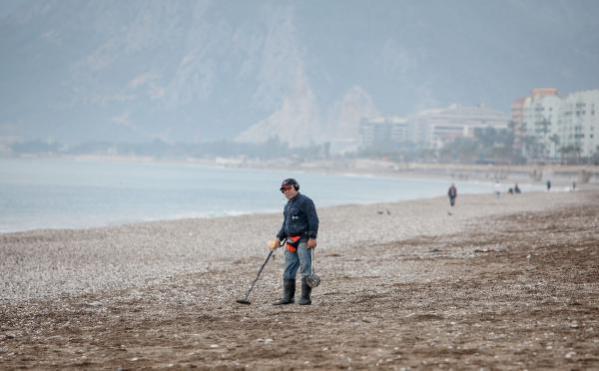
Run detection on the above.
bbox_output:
[286,236,302,253]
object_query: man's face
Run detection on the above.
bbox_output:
[280,185,298,200]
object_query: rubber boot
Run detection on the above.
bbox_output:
[273,279,295,305]
[299,277,312,305]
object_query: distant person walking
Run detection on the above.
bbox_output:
[448,183,458,207]
[271,178,319,306]
[546,180,552,191]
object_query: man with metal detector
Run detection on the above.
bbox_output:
[272,178,319,306]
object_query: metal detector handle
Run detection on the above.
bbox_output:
[310,248,316,275]
[252,250,274,285]
[237,249,275,304]
[248,238,285,289]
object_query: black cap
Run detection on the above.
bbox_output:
[280,178,300,191]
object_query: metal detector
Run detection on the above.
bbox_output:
[236,240,283,305]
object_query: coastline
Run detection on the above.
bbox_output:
[0,189,593,304]
[3,155,595,234]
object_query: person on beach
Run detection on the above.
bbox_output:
[546,180,552,191]
[271,178,319,306]
[448,183,457,207]
[494,181,501,199]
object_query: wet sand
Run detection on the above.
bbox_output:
[1,190,598,369]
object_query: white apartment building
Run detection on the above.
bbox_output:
[522,89,561,158]
[519,89,599,159]
[360,116,410,149]
[558,90,599,157]
[360,105,509,151]
[408,104,509,149]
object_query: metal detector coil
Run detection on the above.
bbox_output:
[306,273,320,288]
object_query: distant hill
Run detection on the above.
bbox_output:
[1,0,598,147]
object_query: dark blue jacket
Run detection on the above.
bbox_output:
[277,193,319,240]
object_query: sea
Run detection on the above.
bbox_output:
[0,157,523,233]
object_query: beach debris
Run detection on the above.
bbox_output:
[256,338,273,345]
[565,351,576,359]
[474,245,507,253]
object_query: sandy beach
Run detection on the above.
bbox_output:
[1,189,598,369]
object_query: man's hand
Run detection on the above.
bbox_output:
[270,239,281,250]
[307,238,317,249]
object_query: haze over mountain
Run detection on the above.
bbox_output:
[1,0,598,147]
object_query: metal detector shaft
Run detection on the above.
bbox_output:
[239,249,274,302]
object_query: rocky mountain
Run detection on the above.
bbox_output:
[1,0,598,147]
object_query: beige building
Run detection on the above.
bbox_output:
[511,97,526,152]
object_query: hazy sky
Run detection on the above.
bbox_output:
[1,0,598,144]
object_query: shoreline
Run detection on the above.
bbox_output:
[0,183,572,236]
[1,189,594,305]
[2,155,591,234]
